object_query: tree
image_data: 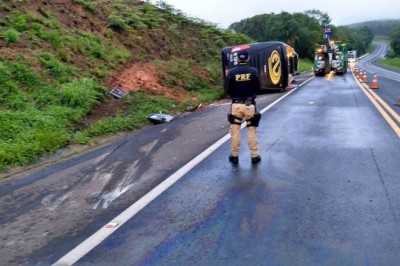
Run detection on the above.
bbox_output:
[304,9,331,27]
[227,10,372,59]
[357,26,374,45]
[390,27,400,55]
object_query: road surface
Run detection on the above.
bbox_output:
[1,43,400,265]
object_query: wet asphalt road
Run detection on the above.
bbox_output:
[0,74,310,265]
[357,42,400,114]
[70,70,400,265]
[1,45,400,265]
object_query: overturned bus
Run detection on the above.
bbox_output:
[221,41,298,91]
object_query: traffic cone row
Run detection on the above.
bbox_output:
[362,71,368,83]
[370,73,379,89]
[358,69,363,80]
[353,66,380,90]
[352,66,400,105]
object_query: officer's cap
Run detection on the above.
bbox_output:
[237,50,249,61]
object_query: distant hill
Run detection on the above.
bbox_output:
[346,19,400,36]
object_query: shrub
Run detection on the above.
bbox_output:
[11,62,41,88]
[39,52,71,77]
[107,14,129,31]
[59,78,106,111]
[74,0,97,12]
[8,11,28,31]
[214,38,226,48]
[0,62,12,83]
[3,28,21,44]
[39,30,64,49]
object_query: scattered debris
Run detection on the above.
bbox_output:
[185,103,202,112]
[109,86,127,99]
[147,111,174,125]
[105,222,119,228]
[286,84,298,90]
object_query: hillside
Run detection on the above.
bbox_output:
[0,0,253,171]
[346,19,400,36]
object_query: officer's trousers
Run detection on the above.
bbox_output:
[229,103,259,158]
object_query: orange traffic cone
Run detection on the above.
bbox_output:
[370,73,379,89]
[353,66,358,74]
[362,71,368,83]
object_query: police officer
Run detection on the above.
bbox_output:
[225,49,261,165]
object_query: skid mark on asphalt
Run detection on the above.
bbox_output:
[40,130,165,211]
[41,191,73,211]
[93,160,139,209]
[93,137,162,209]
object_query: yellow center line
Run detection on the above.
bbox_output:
[362,84,400,123]
[353,72,400,138]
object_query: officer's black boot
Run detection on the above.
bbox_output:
[229,155,239,165]
[251,155,261,164]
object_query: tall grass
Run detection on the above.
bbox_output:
[298,58,313,73]
[380,57,400,70]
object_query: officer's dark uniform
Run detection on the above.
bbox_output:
[225,50,261,165]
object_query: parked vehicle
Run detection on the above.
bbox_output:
[313,26,349,76]
[347,50,357,67]
[313,40,348,76]
[221,41,298,91]
[332,42,348,75]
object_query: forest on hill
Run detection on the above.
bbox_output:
[228,9,374,60]
[347,19,400,36]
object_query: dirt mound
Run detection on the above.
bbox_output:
[109,63,187,102]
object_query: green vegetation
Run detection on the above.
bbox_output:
[378,27,400,69]
[389,27,400,55]
[380,57,400,70]
[0,0,252,171]
[229,10,374,60]
[298,58,313,73]
[74,91,177,143]
[348,19,400,36]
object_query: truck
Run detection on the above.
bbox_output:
[331,42,348,74]
[347,50,357,67]
[313,26,349,76]
[313,44,331,76]
[221,41,298,91]
[313,39,348,76]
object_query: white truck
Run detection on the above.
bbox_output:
[347,50,357,67]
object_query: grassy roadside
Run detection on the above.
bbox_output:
[298,58,313,73]
[0,1,252,172]
[380,57,400,70]
[373,36,400,70]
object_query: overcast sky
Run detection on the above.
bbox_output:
[152,0,399,29]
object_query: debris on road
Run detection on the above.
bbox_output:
[105,222,119,228]
[109,86,127,99]
[185,103,202,112]
[147,112,174,124]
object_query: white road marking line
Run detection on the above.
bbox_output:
[53,77,314,266]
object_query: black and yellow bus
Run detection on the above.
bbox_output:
[222,41,298,92]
